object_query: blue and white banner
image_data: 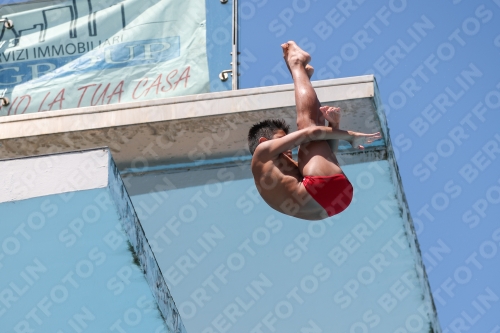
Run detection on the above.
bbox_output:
[0,0,209,115]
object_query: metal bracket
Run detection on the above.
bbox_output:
[0,18,14,29]
[219,69,232,81]
[0,89,9,108]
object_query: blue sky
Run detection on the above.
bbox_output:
[239,0,500,331]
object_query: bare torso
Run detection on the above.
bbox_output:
[251,151,326,220]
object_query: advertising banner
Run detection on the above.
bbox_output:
[0,0,209,116]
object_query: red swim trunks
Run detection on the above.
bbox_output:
[302,174,354,216]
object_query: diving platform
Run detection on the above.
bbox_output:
[0,77,441,333]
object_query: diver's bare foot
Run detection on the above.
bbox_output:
[320,106,341,127]
[284,60,313,79]
[281,41,311,68]
[348,132,382,149]
[305,64,314,79]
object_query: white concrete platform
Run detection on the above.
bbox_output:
[0,149,186,333]
[0,76,381,169]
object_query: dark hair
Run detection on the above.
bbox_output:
[247,119,290,154]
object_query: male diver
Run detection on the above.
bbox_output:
[248,41,381,220]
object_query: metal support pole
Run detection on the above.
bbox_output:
[218,0,239,88]
[231,0,238,90]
